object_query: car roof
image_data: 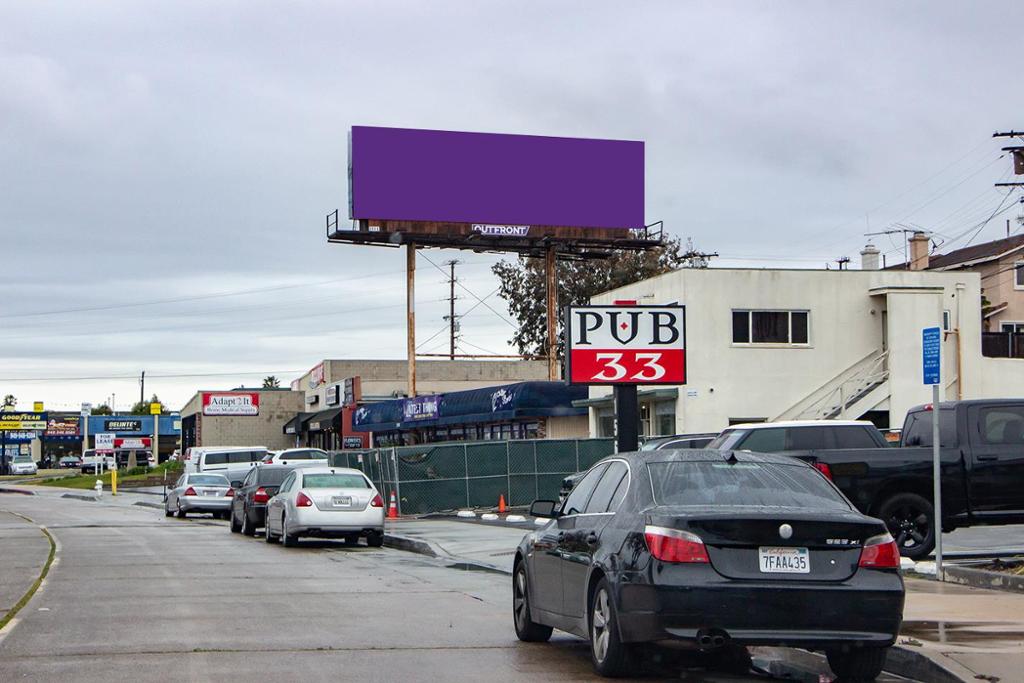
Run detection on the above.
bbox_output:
[613,448,815,468]
[187,472,228,479]
[296,466,364,476]
[724,420,874,430]
[278,448,327,454]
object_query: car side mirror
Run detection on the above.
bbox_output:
[529,500,559,519]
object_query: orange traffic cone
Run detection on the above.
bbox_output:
[387,490,399,519]
[498,494,507,514]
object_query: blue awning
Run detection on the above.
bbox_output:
[352,381,587,433]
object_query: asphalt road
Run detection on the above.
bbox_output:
[0,494,911,682]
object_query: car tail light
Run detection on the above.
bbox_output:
[859,533,901,569]
[644,526,709,563]
[253,487,269,504]
[225,488,234,497]
[184,487,197,497]
[813,462,833,480]
[370,493,384,508]
[296,491,313,507]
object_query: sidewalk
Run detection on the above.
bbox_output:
[0,510,51,625]
[384,517,531,572]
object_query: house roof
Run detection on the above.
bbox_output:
[927,234,1024,270]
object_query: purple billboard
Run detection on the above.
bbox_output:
[349,126,644,230]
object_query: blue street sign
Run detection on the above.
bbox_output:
[922,326,941,385]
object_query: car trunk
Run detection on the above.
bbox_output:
[306,487,373,512]
[648,506,886,582]
[190,485,229,498]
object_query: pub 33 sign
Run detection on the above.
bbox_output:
[565,305,686,385]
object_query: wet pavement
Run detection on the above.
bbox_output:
[0,492,918,682]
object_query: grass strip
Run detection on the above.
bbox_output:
[0,512,57,632]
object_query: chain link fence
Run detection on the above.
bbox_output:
[328,438,614,514]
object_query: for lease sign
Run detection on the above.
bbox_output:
[202,392,260,416]
[566,305,686,385]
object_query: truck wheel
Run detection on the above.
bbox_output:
[827,646,888,681]
[877,493,934,560]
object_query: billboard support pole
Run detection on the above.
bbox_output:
[407,243,417,398]
[613,385,639,453]
[545,245,558,380]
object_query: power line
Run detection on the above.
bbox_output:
[0,370,305,383]
[418,252,516,328]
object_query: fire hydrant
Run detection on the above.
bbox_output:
[94,479,103,499]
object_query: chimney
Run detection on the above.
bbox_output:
[860,243,881,270]
[908,231,930,270]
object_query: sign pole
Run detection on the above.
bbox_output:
[932,382,943,579]
[922,325,943,580]
[613,385,639,452]
[546,245,558,381]
[407,242,417,398]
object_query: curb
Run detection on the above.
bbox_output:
[383,532,511,574]
[943,564,1024,593]
[60,493,97,503]
[133,501,164,510]
[884,645,968,683]
[0,487,34,496]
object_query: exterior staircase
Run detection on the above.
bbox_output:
[773,349,890,422]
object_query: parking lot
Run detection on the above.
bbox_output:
[0,490,928,682]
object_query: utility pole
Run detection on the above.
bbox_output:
[140,371,145,407]
[680,237,719,269]
[994,131,1024,188]
[442,260,460,360]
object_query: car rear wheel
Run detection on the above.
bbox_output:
[590,578,633,677]
[512,563,552,643]
[826,646,888,682]
[175,502,186,519]
[265,519,278,544]
[164,506,173,518]
[282,515,299,547]
[877,492,934,560]
[229,509,241,533]
[241,508,256,536]
[366,530,384,548]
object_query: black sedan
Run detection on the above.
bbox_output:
[229,465,297,536]
[514,449,904,681]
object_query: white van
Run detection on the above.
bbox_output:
[184,447,268,478]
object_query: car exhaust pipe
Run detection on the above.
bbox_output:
[697,634,714,647]
[696,629,729,650]
[711,635,727,648]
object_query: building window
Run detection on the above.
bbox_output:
[732,310,810,345]
[597,407,615,438]
[1015,262,1024,290]
[1001,322,1024,333]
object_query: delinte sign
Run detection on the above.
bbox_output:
[566,305,686,385]
[349,126,644,230]
[105,419,142,432]
[202,392,260,416]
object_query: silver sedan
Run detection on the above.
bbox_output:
[264,467,385,547]
[165,473,233,519]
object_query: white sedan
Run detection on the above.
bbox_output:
[264,467,385,547]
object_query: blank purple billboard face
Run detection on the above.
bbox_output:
[349,126,644,230]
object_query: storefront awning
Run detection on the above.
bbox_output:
[352,381,587,433]
[307,408,343,433]
[282,412,316,435]
[571,387,678,409]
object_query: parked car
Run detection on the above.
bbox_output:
[230,464,312,536]
[706,420,889,453]
[80,449,116,474]
[560,433,720,499]
[59,455,82,469]
[719,402,1024,559]
[164,473,233,518]
[264,467,385,547]
[260,448,329,466]
[10,455,38,476]
[184,447,268,478]
[515,449,904,680]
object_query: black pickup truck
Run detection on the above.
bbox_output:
[710,400,1024,559]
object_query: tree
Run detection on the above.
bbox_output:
[262,375,281,388]
[2,394,15,409]
[130,394,165,415]
[492,236,698,357]
[92,403,113,416]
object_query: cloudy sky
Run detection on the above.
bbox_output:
[2,1,1022,411]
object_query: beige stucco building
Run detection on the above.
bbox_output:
[179,388,305,450]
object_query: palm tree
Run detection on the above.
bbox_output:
[2,394,15,409]
[262,376,281,389]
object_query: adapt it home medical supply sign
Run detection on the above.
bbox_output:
[202,392,260,416]
[566,305,686,385]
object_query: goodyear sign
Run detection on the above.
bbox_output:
[0,412,47,431]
